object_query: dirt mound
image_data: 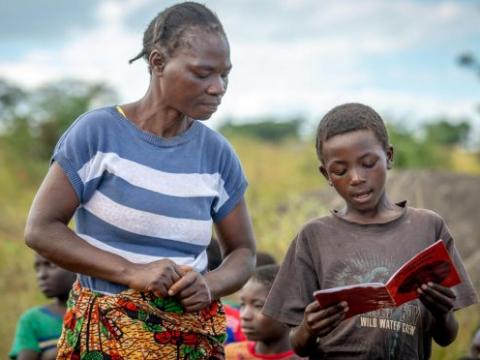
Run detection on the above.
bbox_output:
[306,169,480,289]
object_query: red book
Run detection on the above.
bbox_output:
[313,240,461,319]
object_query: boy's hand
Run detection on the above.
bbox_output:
[301,300,348,338]
[417,282,456,320]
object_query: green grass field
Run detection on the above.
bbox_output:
[0,137,479,358]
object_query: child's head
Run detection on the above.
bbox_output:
[256,251,277,267]
[315,103,393,213]
[239,264,287,343]
[471,328,480,358]
[34,253,76,300]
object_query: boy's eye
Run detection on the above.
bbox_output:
[331,168,346,176]
[363,159,377,168]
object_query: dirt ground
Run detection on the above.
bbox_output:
[304,169,480,290]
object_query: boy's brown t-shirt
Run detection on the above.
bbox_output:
[263,205,478,360]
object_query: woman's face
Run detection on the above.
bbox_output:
[156,30,231,120]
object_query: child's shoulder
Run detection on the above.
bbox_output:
[406,206,446,224]
[298,213,344,234]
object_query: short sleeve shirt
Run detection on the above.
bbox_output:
[263,205,478,360]
[51,107,247,293]
[9,306,64,359]
[225,341,306,359]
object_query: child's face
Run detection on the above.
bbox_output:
[320,129,392,214]
[239,279,288,342]
[34,254,76,299]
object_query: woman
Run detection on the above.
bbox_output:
[25,2,256,359]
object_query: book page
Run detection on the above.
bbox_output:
[386,240,461,307]
[314,283,396,319]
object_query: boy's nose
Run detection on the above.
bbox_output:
[240,307,253,321]
[350,167,365,185]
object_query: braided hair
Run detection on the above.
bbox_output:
[129,2,226,68]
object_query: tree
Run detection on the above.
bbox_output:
[0,78,117,160]
[219,117,304,142]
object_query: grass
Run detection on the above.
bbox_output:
[1,137,479,358]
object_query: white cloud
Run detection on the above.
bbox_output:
[0,0,478,129]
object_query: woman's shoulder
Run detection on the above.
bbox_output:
[67,106,118,132]
[195,122,232,149]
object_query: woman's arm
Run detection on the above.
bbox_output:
[167,198,256,310]
[206,198,256,298]
[25,163,183,294]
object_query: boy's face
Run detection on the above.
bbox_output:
[34,254,76,299]
[239,279,288,342]
[320,129,392,214]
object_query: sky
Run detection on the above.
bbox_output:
[1,0,479,130]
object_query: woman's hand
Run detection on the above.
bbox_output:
[417,282,456,319]
[168,267,213,312]
[127,259,185,297]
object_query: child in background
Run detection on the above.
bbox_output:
[262,103,478,359]
[226,265,305,359]
[9,253,76,360]
[207,239,277,344]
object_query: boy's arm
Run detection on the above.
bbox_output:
[418,282,458,346]
[431,312,458,347]
[290,300,348,356]
[17,350,40,360]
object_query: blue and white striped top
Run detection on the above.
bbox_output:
[52,106,247,294]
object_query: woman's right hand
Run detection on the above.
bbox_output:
[127,259,186,296]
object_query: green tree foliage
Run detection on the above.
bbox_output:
[219,117,303,142]
[0,78,117,161]
[424,120,471,147]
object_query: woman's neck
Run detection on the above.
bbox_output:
[121,89,192,138]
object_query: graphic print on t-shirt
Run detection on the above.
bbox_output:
[326,250,423,357]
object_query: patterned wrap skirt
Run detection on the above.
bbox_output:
[57,281,227,360]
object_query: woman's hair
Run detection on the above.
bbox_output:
[315,103,389,162]
[129,2,226,65]
[251,264,279,292]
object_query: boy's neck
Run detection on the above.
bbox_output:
[46,296,68,316]
[254,333,292,355]
[341,193,403,225]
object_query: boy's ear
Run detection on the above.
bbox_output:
[386,145,394,169]
[319,165,332,186]
[149,49,167,76]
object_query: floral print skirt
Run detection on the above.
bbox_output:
[57,281,226,360]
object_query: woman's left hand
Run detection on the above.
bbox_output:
[168,267,212,312]
[418,282,456,319]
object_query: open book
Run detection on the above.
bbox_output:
[314,240,461,319]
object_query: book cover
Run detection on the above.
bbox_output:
[314,240,461,319]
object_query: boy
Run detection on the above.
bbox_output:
[9,253,76,360]
[226,265,305,359]
[262,103,478,359]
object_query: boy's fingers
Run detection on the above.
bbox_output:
[426,283,455,298]
[421,284,455,305]
[419,292,452,314]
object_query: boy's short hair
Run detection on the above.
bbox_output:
[256,251,277,267]
[315,103,389,162]
[250,264,279,292]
